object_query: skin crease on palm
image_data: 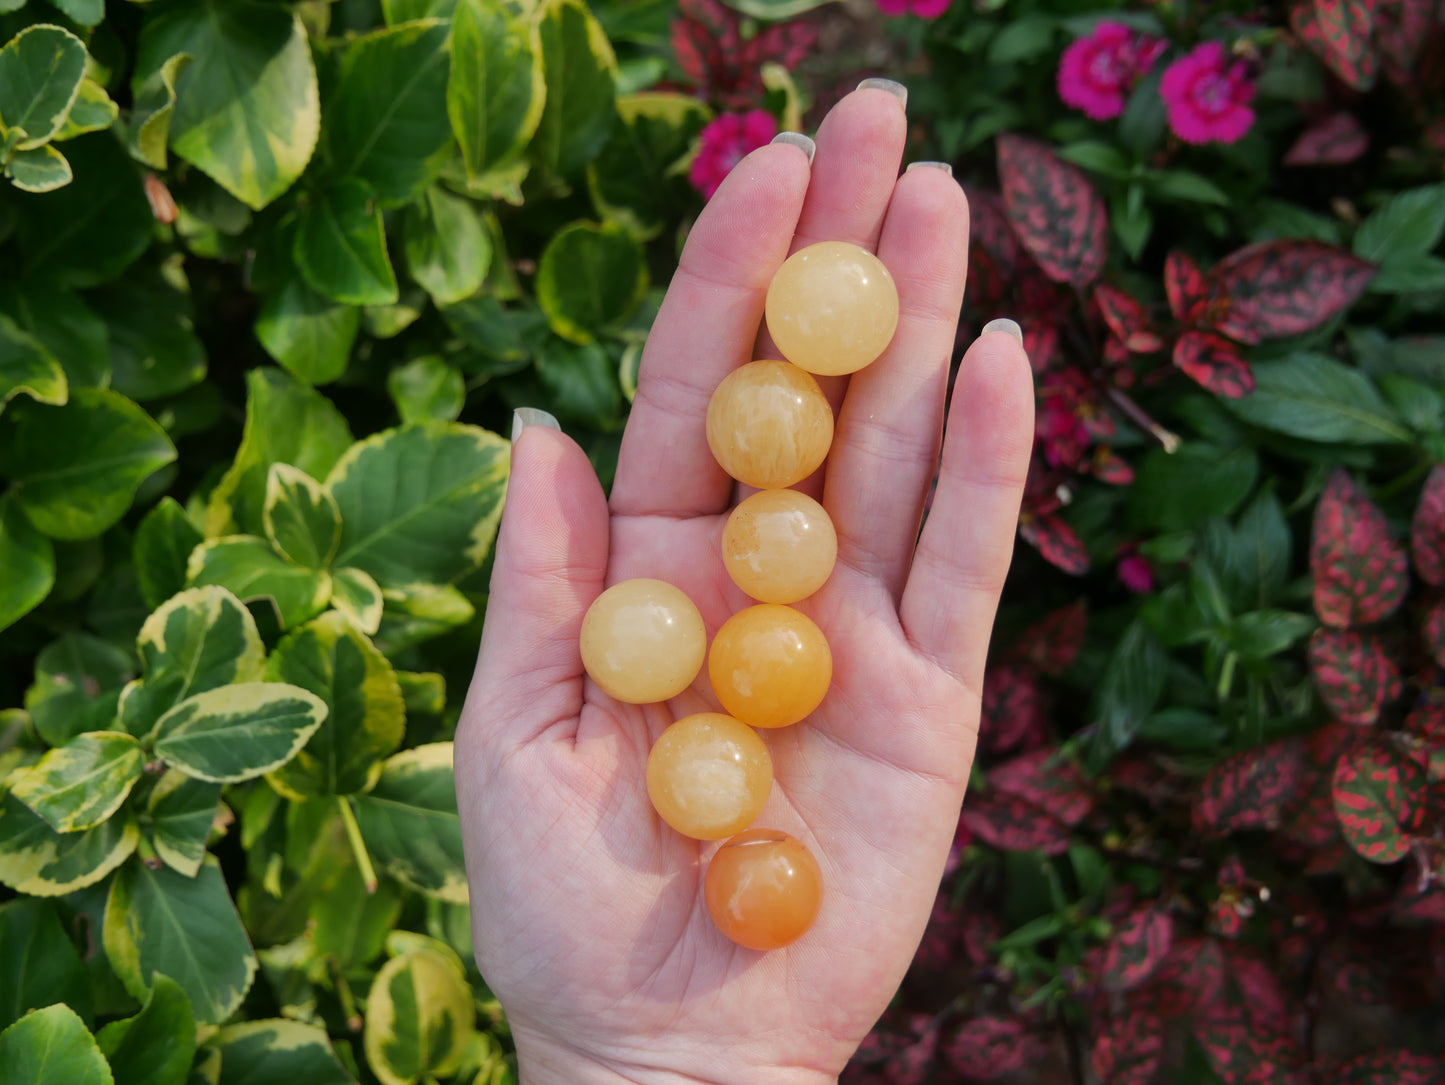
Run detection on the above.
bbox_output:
[454,85,1036,1085]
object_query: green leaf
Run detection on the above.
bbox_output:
[0,281,107,390]
[382,0,457,19]
[1054,140,1131,178]
[1224,610,1315,661]
[8,806,139,896]
[535,221,646,343]
[6,144,71,191]
[132,498,204,611]
[0,898,92,1032]
[1224,352,1412,445]
[1146,168,1230,206]
[587,92,709,239]
[448,0,545,181]
[1126,444,1259,533]
[720,0,836,15]
[0,1003,112,1085]
[265,611,405,797]
[144,770,219,878]
[0,387,176,540]
[205,368,353,537]
[53,78,115,140]
[1353,183,1445,263]
[0,784,61,891]
[327,422,509,589]
[325,20,453,208]
[16,132,153,286]
[118,585,266,738]
[310,858,402,968]
[9,731,143,833]
[151,682,327,783]
[25,632,133,752]
[254,274,358,386]
[387,356,464,425]
[530,335,623,428]
[95,974,195,1085]
[45,0,104,26]
[0,494,54,631]
[88,274,207,402]
[330,566,383,636]
[264,463,341,570]
[186,536,332,630]
[0,24,87,150]
[104,856,257,1025]
[533,0,618,177]
[125,53,189,170]
[207,1019,354,1085]
[374,582,475,654]
[294,178,398,306]
[397,671,445,717]
[352,744,467,902]
[403,187,490,307]
[134,1,319,209]
[364,949,474,1085]
[0,312,65,413]
[1366,252,1445,294]
[1084,620,1166,770]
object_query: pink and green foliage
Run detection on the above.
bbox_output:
[1311,470,1410,628]
[1332,742,1428,862]
[996,135,1109,288]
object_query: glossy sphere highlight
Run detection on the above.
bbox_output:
[765,241,899,376]
[705,829,823,950]
[580,579,705,704]
[646,713,772,840]
[722,489,837,603]
[708,604,831,728]
[705,361,834,490]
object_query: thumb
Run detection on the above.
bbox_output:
[458,409,609,755]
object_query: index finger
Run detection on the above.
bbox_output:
[608,141,811,519]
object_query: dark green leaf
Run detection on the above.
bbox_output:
[352,743,467,901]
[0,312,65,414]
[294,178,398,306]
[535,221,646,343]
[0,898,92,1032]
[534,0,618,176]
[1353,184,1445,263]
[1224,353,1411,445]
[88,274,207,402]
[1085,621,1166,768]
[1126,445,1259,532]
[132,498,204,611]
[134,1,319,209]
[0,280,109,389]
[0,387,176,540]
[1224,610,1315,661]
[255,274,359,386]
[95,974,196,1085]
[0,494,53,631]
[1055,140,1130,179]
[1367,253,1445,293]
[587,92,709,239]
[0,1003,112,1084]
[144,770,219,877]
[25,632,133,746]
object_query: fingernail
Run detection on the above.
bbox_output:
[771,131,816,165]
[981,317,1023,344]
[511,407,561,443]
[906,161,953,176]
[856,77,908,110]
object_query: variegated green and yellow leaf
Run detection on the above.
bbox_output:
[0,313,67,416]
[145,769,221,878]
[9,731,143,833]
[363,949,475,1085]
[352,743,467,902]
[186,536,332,631]
[13,810,139,897]
[448,0,546,181]
[263,463,341,570]
[0,25,88,150]
[207,1018,354,1085]
[330,566,384,635]
[0,785,62,890]
[125,53,189,170]
[151,681,328,784]
[532,0,617,177]
[0,1003,113,1085]
[54,78,117,141]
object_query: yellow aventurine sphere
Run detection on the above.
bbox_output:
[646,713,773,840]
[722,489,838,603]
[705,360,834,490]
[579,578,706,704]
[708,603,832,728]
[765,240,900,376]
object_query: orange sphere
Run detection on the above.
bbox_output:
[765,241,899,376]
[708,604,831,728]
[705,361,834,489]
[646,713,772,840]
[579,579,706,704]
[705,829,823,950]
[722,488,837,603]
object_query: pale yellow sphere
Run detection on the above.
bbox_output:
[765,241,899,375]
[705,361,834,489]
[646,713,772,840]
[722,489,837,603]
[579,579,706,704]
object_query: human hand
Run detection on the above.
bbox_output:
[454,83,1034,1084]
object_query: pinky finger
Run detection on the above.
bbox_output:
[899,323,1034,692]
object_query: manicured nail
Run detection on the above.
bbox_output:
[981,317,1023,344]
[856,77,908,110]
[511,407,561,443]
[771,131,816,165]
[906,161,953,176]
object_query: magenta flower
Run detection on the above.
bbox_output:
[1057,21,1167,121]
[688,110,778,200]
[876,0,951,18]
[1160,41,1257,145]
[1118,551,1155,594]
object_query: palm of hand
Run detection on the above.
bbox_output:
[456,87,1034,1084]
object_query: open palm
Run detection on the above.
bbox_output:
[455,87,1034,1084]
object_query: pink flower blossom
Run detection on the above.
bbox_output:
[1118,551,1155,593]
[1160,41,1257,145]
[688,110,778,200]
[876,0,951,18]
[1057,21,1167,121]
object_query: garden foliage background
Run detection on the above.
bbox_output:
[0,0,1444,1082]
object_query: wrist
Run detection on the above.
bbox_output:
[513,1029,839,1085]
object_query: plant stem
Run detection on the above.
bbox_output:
[337,796,378,895]
[1104,386,1181,452]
